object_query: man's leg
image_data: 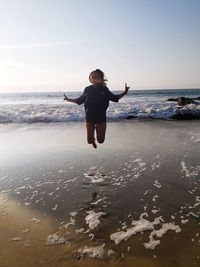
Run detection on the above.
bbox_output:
[96,123,107,143]
[86,122,97,148]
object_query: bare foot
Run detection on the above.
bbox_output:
[92,141,97,149]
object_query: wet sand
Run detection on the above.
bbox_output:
[0,121,200,267]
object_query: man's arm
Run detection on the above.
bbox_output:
[64,91,87,105]
[117,83,130,99]
[64,94,78,104]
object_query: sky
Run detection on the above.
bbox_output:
[0,0,200,92]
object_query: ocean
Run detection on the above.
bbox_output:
[0,89,200,266]
[0,88,200,123]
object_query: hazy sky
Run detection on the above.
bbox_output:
[0,0,200,92]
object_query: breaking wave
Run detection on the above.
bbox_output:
[0,103,200,124]
[0,89,200,123]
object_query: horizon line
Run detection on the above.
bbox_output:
[0,87,200,94]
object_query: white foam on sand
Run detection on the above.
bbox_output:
[143,190,150,195]
[110,213,181,249]
[190,132,200,143]
[110,213,162,245]
[151,162,161,171]
[75,228,85,234]
[108,249,117,256]
[90,197,107,206]
[181,161,200,179]
[152,195,158,202]
[58,169,66,173]
[196,196,200,202]
[195,196,200,206]
[144,223,181,249]
[30,217,40,223]
[70,211,78,217]
[89,233,94,240]
[152,209,160,214]
[181,161,191,178]
[84,169,108,184]
[64,217,75,229]
[85,210,106,230]
[22,240,31,247]
[64,178,77,183]
[132,158,147,179]
[52,204,58,211]
[0,176,7,181]
[181,219,189,224]
[189,196,200,209]
[153,180,162,188]
[22,229,30,233]
[8,237,21,242]
[45,233,69,246]
[76,243,105,259]
[187,212,198,218]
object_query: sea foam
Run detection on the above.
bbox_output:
[1,90,200,123]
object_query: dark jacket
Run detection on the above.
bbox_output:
[76,84,119,123]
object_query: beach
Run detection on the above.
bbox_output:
[1,0,200,264]
[0,121,199,267]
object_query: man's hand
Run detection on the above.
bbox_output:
[117,83,130,100]
[63,94,77,104]
[125,83,130,94]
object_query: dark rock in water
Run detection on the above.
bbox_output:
[177,97,197,106]
[167,96,199,106]
[167,96,200,119]
[172,113,199,120]
[167,98,178,102]
[125,115,136,120]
